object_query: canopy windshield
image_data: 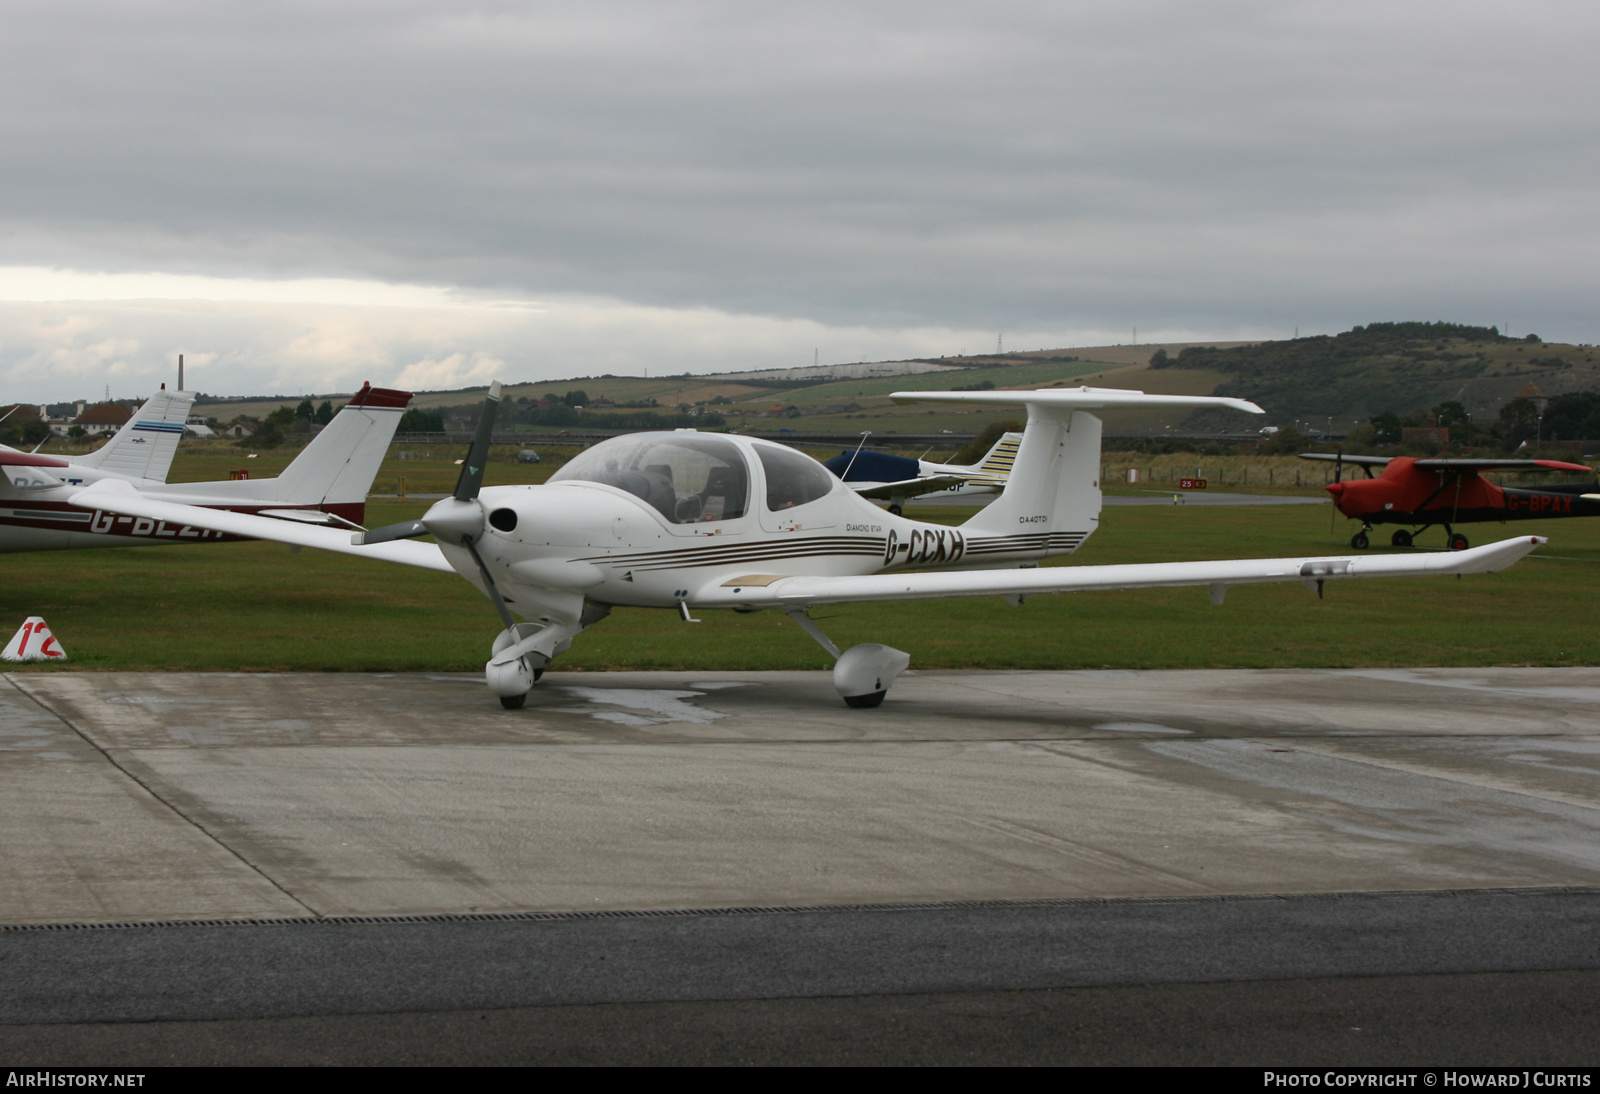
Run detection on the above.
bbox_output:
[549,434,750,524]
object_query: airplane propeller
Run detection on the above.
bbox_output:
[357,382,503,547]
[358,381,521,634]
[1329,446,1343,534]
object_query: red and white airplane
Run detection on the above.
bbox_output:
[65,384,1544,708]
[2,384,411,553]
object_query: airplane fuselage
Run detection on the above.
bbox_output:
[437,432,1094,628]
[1,462,365,552]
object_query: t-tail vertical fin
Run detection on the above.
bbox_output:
[888,387,1264,550]
[958,407,1102,540]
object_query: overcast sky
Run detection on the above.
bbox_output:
[3,1,1597,403]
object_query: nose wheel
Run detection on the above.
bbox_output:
[1350,530,1370,550]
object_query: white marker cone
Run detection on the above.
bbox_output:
[2,617,67,662]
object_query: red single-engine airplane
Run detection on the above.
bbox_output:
[1300,452,1599,550]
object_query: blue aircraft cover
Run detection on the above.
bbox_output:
[823,449,921,483]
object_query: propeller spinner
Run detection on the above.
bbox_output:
[357,382,503,547]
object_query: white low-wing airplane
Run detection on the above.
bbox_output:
[3,384,411,553]
[823,431,1022,513]
[65,383,1544,708]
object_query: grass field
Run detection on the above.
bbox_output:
[5,497,1595,675]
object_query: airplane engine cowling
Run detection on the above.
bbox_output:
[832,643,911,708]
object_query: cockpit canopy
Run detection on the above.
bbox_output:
[549,434,750,524]
[755,443,835,511]
[548,433,839,525]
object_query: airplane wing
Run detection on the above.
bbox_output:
[1412,458,1594,473]
[68,479,454,573]
[696,536,1545,609]
[1299,453,1392,467]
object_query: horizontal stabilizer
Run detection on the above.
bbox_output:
[890,387,1264,415]
[853,474,975,500]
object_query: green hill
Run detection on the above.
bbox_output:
[178,323,1599,441]
[1153,322,1599,430]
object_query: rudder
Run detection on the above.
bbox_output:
[960,407,1101,546]
[269,384,412,511]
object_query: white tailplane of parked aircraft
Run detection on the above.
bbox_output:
[66,383,1545,708]
[2,384,411,553]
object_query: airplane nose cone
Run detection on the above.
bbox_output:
[1326,481,1345,498]
[421,496,485,545]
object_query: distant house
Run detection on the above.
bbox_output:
[72,403,132,436]
[223,423,256,438]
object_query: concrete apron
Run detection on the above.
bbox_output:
[3,667,1600,925]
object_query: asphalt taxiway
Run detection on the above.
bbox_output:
[4,667,1599,1064]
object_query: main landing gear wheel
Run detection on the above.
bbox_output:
[1449,532,1470,551]
[500,693,527,710]
[1391,529,1413,547]
[887,504,903,516]
[843,690,887,709]
[1350,531,1370,550]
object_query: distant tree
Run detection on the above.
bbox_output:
[398,408,445,432]
[1148,348,1169,368]
[1524,333,1543,344]
[315,400,335,425]
[1370,413,1403,444]
[264,406,298,429]
[563,389,588,407]
[1260,427,1308,456]
[1431,400,1470,432]
[0,418,48,446]
[295,399,315,421]
[249,424,286,448]
[1497,397,1540,449]
[1542,392,1600,441]
[542,403,579,427]
[1176,346,1219,366]
[951,419,1024,464]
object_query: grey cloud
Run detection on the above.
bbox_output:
[1,0,1597,349]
